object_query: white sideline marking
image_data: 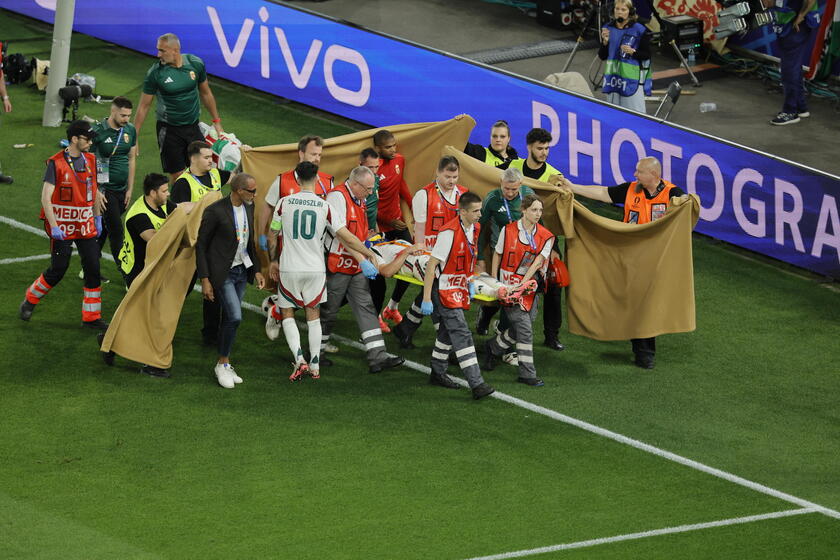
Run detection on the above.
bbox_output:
[0,215,49,238]
[242,300,840,521]
[462,508,816,560]
[4,216,839,524]
[0,254,52,265]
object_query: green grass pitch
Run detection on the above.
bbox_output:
[1,10,839,559]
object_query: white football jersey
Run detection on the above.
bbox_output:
[272,191,344,273]
[372,240,430,281]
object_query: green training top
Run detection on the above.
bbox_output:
[91,119,137,191]
[366,175,380,228]
[477,185,535,260]
[142,53,207,126]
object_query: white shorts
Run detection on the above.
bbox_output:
[277,272,327,309]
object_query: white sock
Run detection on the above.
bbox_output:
[282,318,304,364]
[308,319,322,370]
[387,299,399,310]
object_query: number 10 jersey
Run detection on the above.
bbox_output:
[271,190,345,273]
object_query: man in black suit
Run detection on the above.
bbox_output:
[196,173,265,388]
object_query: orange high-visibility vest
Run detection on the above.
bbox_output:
[41,151,98,239]
[436,218,480,310]
[623,180,678,224]
[327,184,368,275]
[421,182,466,249]
[499,220,554,311]
[278,169,334,200]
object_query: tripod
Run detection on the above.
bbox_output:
[561,1,603,73]
[642,0,701,86]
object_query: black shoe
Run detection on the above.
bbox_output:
[475,315,489,336]
[82,318,109,330]
[320,356,334,367]
[634,355,655,370]
[19,299,35,321]
[770,111,800,126]
[544,338,565,351]
[392,323,415,349]
[141,364,171,378]
[369,355,405,374]
[517,377,545,387]
[429,372,460,389]
[482,339,499,371]
[472,382,496,400]
[97,332,115,366]
[0,173,13,184]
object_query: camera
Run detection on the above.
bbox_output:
[714,0,775,38]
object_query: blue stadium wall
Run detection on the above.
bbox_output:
[5,0,839,278]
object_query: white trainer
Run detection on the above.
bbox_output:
[214,363,236,389]
[265,310,281,341]
[228,364,243,384]
[323,342,339,353]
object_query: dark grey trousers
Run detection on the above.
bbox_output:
[430,289,485,389]
[489,298,539,379]
[320,272,388,365]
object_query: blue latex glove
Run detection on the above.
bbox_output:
[468,281,476,299]
[258,234,268,252]
[95,216,104,237]
[50,226,65,240]
[360,259,378,280]
[420,300,434,315]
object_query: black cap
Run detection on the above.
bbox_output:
[66,120,95,141]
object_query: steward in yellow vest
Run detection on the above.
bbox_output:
[170,141,232,203]
[118,173,179,287]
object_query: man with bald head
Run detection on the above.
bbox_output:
[134,33,224,183]
[566,157,687,369]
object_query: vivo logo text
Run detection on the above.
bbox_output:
[207,5,371,107]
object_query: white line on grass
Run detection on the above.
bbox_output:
[0,254,52,265]
[0,215,49,238]
[4,216,839,525]
[462,508,816,560]
[242,305,840,521]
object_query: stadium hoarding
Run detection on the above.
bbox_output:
[6,0,839,277]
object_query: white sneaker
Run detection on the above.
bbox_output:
[502,352,519,366]
[214,363,235,389]
[324,342,339,353]
[265,312,281,340]
[228,364,243,384]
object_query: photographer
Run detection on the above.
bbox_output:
[599,0,653,114]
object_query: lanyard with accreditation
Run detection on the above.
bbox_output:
[96,122,124,184]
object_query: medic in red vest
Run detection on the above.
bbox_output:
[20,120,107,329]
[412,155,468,250]
[258,134,334,251]
[495,200,555,312]
[327,180,369,275]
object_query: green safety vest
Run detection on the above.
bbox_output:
[118,196,170,274]
[508,158,562,183]
[177,168,222,202]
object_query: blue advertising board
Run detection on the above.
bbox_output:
[5,0,840,277]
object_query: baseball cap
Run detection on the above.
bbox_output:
[66,120,95,141]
